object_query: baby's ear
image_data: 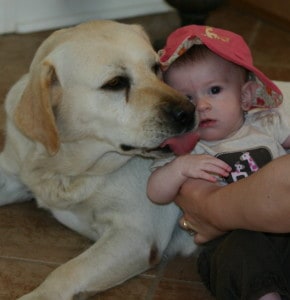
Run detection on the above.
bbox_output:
[241,81,259,111]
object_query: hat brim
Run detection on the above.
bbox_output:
[159,27,283,109]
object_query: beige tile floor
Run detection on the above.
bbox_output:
[1,2,290,299]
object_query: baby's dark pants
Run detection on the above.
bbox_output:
[197,230,290,300]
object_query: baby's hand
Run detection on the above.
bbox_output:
[176,154,231,183]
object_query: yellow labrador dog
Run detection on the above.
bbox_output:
[0,20,199,299]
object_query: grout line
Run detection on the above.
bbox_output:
[144,256,169,300]
[0,255,60,266]
[157,277,205,286]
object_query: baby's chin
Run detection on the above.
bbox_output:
[198,129,227,142]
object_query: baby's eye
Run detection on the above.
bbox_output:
[209,86,222,95]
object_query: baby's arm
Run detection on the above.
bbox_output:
[147,154,231,205]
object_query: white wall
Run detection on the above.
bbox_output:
[0,0,172,34]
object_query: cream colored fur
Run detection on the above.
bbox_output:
[0,20,198,300]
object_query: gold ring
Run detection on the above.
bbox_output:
[182,219,196,235]
[182,219,189,230]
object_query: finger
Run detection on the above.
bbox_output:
[202,165,231,177]
[207,160,231,170]
[194,230,226,244]
[199,172,219,183]
[196,169,226,182]
[209,158,231,171]
[194,233,207,244]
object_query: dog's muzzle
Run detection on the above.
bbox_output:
[162,101,196,133]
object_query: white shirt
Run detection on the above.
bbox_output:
[152,108,290,184]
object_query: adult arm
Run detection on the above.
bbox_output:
[175,154,290,244]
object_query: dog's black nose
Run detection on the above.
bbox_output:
[164,102,196,131]
[171,107,190,124]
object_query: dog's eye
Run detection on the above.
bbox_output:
[102,76,130,91]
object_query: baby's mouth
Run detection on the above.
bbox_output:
[199,119,217,128]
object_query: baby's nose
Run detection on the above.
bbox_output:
[196,97,211,111]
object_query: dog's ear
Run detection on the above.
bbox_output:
[14,61,61,155]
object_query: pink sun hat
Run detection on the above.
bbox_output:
[159,25,283,109]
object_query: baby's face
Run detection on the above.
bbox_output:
[164,54,246,141]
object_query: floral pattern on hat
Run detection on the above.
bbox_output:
[253,76,283,109]
[158,37,202,71]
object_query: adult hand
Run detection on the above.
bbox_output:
[175,154,290,244]
[175,178,227,244]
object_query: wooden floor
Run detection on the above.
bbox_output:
[231,0,290,31]
[0,2,290,299]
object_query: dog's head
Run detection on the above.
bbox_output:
[13,20,196,159]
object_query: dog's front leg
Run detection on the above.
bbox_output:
[18,228,160,300]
